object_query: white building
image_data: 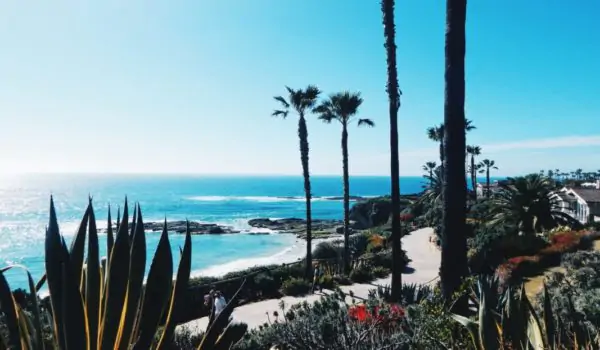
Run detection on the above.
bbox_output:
[551,181,600,223]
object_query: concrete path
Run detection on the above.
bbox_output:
[178,227,440,333]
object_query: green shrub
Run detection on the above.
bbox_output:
[319,274,336,289]
[333,274,352,286]
[253,273,279,298]
[281,278,311,296]
[313,242,342,260]
[349,265,374,283]
[372,266,390,278]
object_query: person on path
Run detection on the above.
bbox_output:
[214,290,227,317]
[311,262,323,293]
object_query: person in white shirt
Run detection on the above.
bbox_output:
[213,291,227,316]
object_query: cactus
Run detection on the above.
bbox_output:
[0,197,247,350]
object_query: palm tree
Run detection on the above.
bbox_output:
[272,85,321,278]
[478,159,498,198]
[466,145,481,199]
[381,0,403,302]
[314,92,374,274]
[487,174,581,235]
[422,161,437,185]
[427,119,475,173]
[427,124,445,168]
[440,0,469,308]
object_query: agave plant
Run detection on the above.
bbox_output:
[452,276,598,349]
[0,197,247,350]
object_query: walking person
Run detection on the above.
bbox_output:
[213,290,227,317]
[311,262,323,293]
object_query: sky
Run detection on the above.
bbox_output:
[0,1,598,177]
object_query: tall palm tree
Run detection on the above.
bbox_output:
[427,119,475,173]
[422,161,437,186]
[466,145,481,199]
[478,159,498,198]
[314,92,374,274]
[440,0,469,308]
[381,0,403,302]
[272,85,321,278]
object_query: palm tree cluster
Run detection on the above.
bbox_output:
[272,87,374,277]
[541,168,600,182]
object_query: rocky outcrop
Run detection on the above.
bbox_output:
[100,221,239,235]
[247,218,342,234]
[349,195,418,229]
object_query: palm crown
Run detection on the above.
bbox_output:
[272,85,321,118]
[313,91,374,127]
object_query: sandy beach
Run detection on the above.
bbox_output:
[178,227,439,333]
[193,233,342,278]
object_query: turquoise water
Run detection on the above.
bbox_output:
[0,174,428,290]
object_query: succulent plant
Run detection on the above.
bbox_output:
[0,197,247,350]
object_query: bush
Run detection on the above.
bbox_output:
[313,242,342,260]
[253,273,278,298]
[333,274,352,286]
[349,265,374,284]
[319,274,336,289]
[372,266,390,278]
[281,278,311,296]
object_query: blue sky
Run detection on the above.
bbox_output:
[0,1,598,176]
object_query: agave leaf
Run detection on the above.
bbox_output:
[117,204,147,347]
[86,201,101,350]
[542,283,555,348]
[130,204,137,240]
[157,222,192,349]
[35,274,47,292]
[199,279,247,349]
[106,205,114,267]
[132,219,173,350]
[451,313,481,350]
[214,323,248,350]
[16,306,33,350]
[2,265,47,349]
[478,279,500,349]
[0,269,22,350]
[99,199,131,350]
[69,203,90,289]
[45,197,69,349]
[524,293,545,349]
[60,239,88,350]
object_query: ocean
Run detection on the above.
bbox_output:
[0,174,428,290]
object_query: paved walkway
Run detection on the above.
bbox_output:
[178,227,440,333]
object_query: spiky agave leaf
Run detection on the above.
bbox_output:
[132,219,173,350]
[0,269,22,350]
[46,197,88,350]
[99,199,131,349]
[86,200,101,350]
[156,221,192,349]
[198,279,247,349]
[118,204,147,347]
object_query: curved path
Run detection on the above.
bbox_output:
[178,227,440,333]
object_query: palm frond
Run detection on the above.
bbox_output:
[272,110,288,118]
[358,118,375,127]
[318,113,335,123]
[273,96,289,108]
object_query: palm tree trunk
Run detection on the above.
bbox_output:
[439,141,445,176]
[381,0,402,302]
[486,167,490,198]
[440,0,468,312]
[429,169,433,185]
[470,154,476,200]
[341,123,351,274]
[298,115,312,279]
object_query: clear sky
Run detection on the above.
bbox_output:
[0,1,598,177]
